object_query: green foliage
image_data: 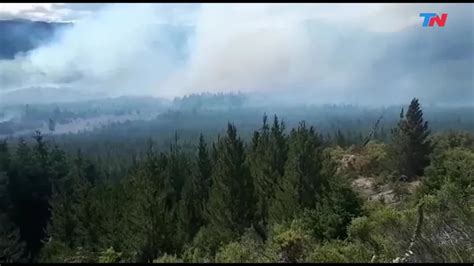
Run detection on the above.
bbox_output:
[414,180,473,262]
[345,168,474,263]
[177,134,212,245]
[423,147,474,194]
[308,240,372,262]
[270,219,315,263]
[4,133,70,261]
[0,214,25,263]
[270,121,325,223]
[98,247,122,263]
[0,167,25,263]
[205,124,254,238]
[215,229,268,263]
[1,98,471,263]
[301,175,363,241]
[38,240,74,263]
[363,141,391,176]
[248,114,288,234]
[347,207,412,262]
[390,98,432,178]
[334,129,348,148]
[124,167,177,262]
[181,245,212,263]
[327,145,346,164]
[62,247,96,263]
[431,131,474,155]
[187,225,234,260]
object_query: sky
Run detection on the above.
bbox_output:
[0,3,473,106]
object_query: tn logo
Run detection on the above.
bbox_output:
[419,13,448,27]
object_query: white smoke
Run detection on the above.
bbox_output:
[0,3,472,105]
[0,4,186,96]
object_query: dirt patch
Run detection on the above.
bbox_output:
[407,180,422,194]
[352,177,377,198]
[369,189,397,204]
[351,176,420,204]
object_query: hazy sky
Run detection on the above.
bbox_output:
[0,3,473,105]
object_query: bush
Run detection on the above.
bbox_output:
[362,141,391,176]
[308,240,372,262]
[301,176,363,241]
[98,247,122,263]
[269,219,315,263]
[215,228,267,263]
[63,247,97,263]
[347,206,412,262]
[187,225,234,260]
[423,147,474,194]
[414,181,474,262]
[38,240,73,263]
[153,253,181,263]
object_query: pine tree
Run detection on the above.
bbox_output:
[45,150,95,253]
[0,214,25,263]
[0,140,10,172]
[211,139,218,166]
[249,115,271,227]
[270,115,288,179]
[7,134,53,260]
[0,170,25,263]
[196,135,212,196]
[334,129,346,147]
[124,148,178,262]
[249,115,288,234]
[391,98,432,178]
[269,121,326,223]
[47,187,77,249]
[165,133,191,202]
[178,134,212,245]
[48,145,70,185]
[205,123,254,238]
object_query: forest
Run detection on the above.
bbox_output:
[0,97,473,263]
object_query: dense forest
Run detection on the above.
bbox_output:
[0,97,473,263]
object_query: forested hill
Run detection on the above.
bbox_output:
[0,98,472,263]
[0,19,71,59]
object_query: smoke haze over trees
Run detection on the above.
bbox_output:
[0,3,473,105]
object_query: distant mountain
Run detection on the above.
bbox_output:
[0,87,107,106]
[0,19,72,59]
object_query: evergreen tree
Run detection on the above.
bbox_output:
[334,129,346,147]
[0,170,25,263]
[47,187,77,249]
[123,147,177,262]
[205,124,254,238]
[270,121,326,223]
[0,140,10,172]
[0,213,25,263]
[48,145,70,185]
[269,116,288,178]
[249,115,270,227]
[249,115,288,234]
[6,134,55,260]
[44,149,98,260]
[211,139,218,166]
[391,98,432,178]
[178,134,212,245]
[165,133,191,202]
